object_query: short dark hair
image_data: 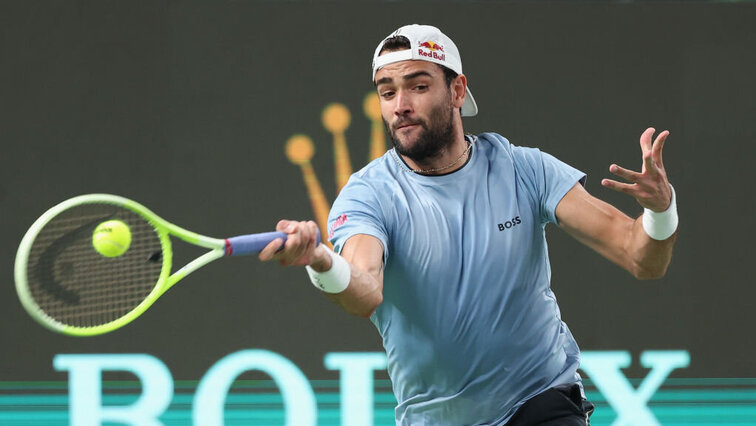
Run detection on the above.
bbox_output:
[378,35,458,87]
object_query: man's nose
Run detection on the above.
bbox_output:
[394,91,412,116]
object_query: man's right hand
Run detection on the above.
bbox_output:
[258,219,327,268]
[259,221,385,318]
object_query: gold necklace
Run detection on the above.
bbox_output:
[393,138,473,174]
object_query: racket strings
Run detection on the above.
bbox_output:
[25,204,163,328]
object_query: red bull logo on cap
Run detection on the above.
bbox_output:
[418,40,445,61]
[419,41,444,52]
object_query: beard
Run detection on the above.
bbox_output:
[385,97,456,164]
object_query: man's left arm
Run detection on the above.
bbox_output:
[555,127,678,279]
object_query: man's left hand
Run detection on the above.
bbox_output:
[601,127,673,212]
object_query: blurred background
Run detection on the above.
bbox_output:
[1,1,754,424]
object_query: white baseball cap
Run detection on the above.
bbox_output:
[372,24,478,117]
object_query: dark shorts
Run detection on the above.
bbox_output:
[506,383,595,426]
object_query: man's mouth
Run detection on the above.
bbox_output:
[395,122,421,131]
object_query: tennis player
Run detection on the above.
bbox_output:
[260,24,678,425]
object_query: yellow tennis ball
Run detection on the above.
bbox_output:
[92,220,132,258]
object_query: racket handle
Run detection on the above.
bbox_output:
[225,230,321,256]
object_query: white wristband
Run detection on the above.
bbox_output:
[642,185,678,240]
[305,246,351,294]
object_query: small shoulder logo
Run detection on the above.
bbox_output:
[329,214,348,240]
[498,216,521,231]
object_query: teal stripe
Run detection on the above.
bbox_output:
[6,392,756,405]
[0,410,398,422]
[586,405,756,420]
[652,389,756,401]
[0,412,68,420]
[0,379,361,390]
[5,408,756,425]
[581,377,756,387]
[4,392,756,404]
[7,377,755,390]
[654,405,756,415]
[583,390,756,404]
[0,393,399,407]
[663,378,756,386]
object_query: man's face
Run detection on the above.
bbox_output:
[374,60,456,163]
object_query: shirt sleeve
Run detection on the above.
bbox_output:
[512,146,586,225]
[327,175,390,263]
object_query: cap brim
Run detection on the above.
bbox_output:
[461,86,478,117]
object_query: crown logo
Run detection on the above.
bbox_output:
[285,93,386,246]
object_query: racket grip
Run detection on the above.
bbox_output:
[225,230,321,256]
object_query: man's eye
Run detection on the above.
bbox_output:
[380,91,395,98]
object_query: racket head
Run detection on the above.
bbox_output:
[14,194,173,336]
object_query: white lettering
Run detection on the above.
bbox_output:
[325,352,387,426]
[580,350,690,426]
[192,349,316,426]
[53,354,173,426]
[51,350,691,424]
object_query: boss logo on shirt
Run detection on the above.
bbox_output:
[498,216,522,231]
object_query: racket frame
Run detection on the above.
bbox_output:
[15,194,226,336]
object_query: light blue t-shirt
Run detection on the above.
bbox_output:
[328,133,587,425]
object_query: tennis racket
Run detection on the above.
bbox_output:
[14,193,316,336]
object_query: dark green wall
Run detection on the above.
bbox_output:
[1,1,754,380]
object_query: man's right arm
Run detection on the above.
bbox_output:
[258,220,384,318]
[314,234,384,318]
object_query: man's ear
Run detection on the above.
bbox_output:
[452,74,468,109]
